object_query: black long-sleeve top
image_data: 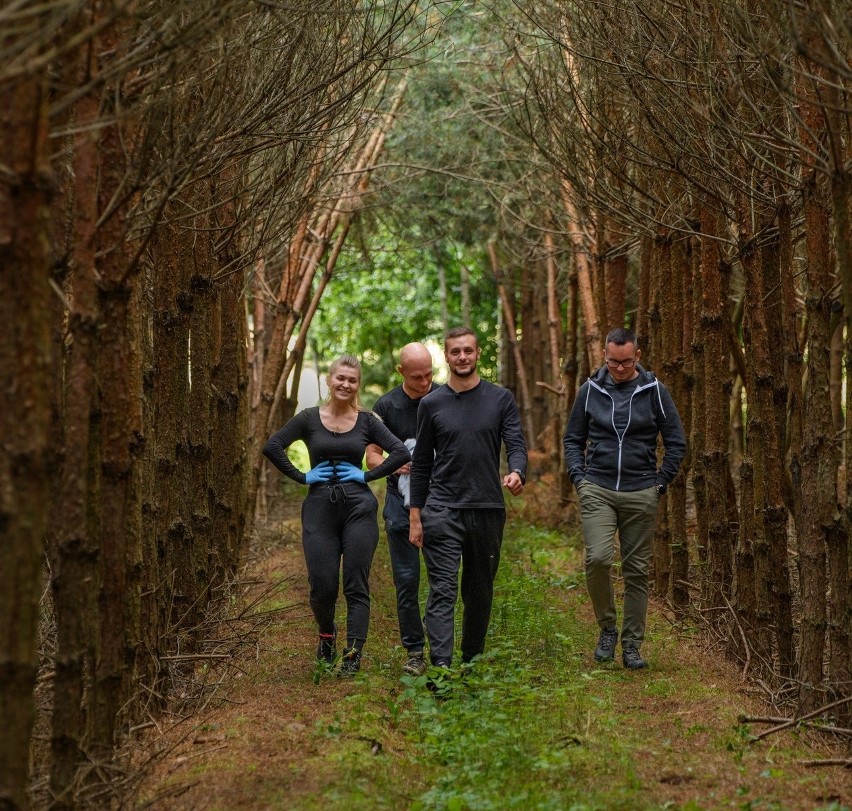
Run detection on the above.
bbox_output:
[372,382,440,496]
[263,407,409,486]
[409,380,528,510]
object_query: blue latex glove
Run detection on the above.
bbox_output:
[305,461,334,485]
[335,461,366,483]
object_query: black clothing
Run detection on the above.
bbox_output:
[263,407,408,486]
[421,507,505,663]
[383,493,424,652]
[563,364,686,492]
[372,383,439,499]
[263,407,409,651]
[372,383,438,653]
[301,486,379,646]
[411,378,527,666]
[409,380,527,510]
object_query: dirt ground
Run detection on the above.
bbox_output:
[135,493,851,811]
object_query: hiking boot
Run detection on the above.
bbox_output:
[594,627,618,662]
[622,645,647,670]
[316,626,337,665]
[338,647,362,677]
[402,651,427,677]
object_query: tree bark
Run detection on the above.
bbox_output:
[492,252,536,451]
[561,181,600,369]
[794,34,844,711]
[650,230,670,596]
[0,65,54,811]
[699,205,735,611]
[88,93,144,760]
[49,60,101,803]
[188,183,216,614]
[760,215,795,678]
[739,232,773,664]
[151,204,193,646]
[690,221,708,568]
[665,235,690,613]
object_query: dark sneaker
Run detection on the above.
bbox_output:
[316,626,337,665]
[402,651,427,677]
[338,647,362,677]
[622,645,647,670]
[594,627,618,662]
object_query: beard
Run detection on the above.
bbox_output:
[451,361,477,377]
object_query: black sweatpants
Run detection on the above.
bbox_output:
[301,484,380,649]
[421,506,506,665]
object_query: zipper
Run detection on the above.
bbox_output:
[589,378,659,491]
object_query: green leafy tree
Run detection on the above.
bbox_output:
[311,220,501,401]
[311,2,531,396]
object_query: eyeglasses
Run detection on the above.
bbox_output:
[605,357,636,369]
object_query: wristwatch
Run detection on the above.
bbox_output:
[512,469,526,485]
[655,483,667,495]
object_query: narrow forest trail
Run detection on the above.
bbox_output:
[136,492,850,811]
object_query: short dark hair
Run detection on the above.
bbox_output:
[605,327,637,347]
[445,326,478,348]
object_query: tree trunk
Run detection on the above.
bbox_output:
[49,68,101,803]
[796,171,837,709]
[636,234,652,348]
[660,234,689,611]
[212,267,250,572]
[739,234,773,664]
[544,231,565,471]
[0,66,54,811]
[650,231,670,596]
[88,98,144,760]
[188,185,215,613]
[699,205,735,610]
[822,63,852,709]
[603,218,627,330]
[794,39,844,711]
[690,222,708,568]
[760,214,795,678]
[561,181,600,369]
[561,256,580,503]
[151,206,193,646]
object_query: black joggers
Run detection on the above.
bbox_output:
[420,506,506,665]
[301,483,380,650]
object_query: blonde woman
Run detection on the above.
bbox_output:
[263,355,409,675]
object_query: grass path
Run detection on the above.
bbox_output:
[138,499,850,810]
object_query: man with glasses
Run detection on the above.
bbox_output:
[563,327,686,669]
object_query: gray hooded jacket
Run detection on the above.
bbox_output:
[563,363,686,492]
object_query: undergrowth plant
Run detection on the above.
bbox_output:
[303,518,850,811]
[393,524,650,811]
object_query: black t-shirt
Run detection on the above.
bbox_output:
[372,383,439,495]
[263,407,409,485]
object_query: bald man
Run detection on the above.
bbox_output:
[367,343,438,677]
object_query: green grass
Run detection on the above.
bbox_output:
[250,515,851,811]
[290,521,653,810]
[391,527,653,811]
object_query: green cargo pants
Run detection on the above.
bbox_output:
[576,480,660,648]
